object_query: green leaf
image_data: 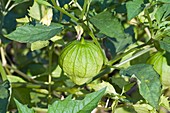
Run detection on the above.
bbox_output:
[14,99,34,113]
[126,0,145,20]
[111,76,129,89]
[120,64,161,109]
[147,52,170,89]
[48,88,106,113]
[31,40,49,51]
[115,106,136,113]
[159,95,170,111]
[133,104,156,113]
[90,11,125,39]
[88,81,117,95]
[155,4,170,23]
[159,37,170,52]
[36,0,52,7]
[6,23,63,43]
[0,80,11,113]
[12,0,29,4]
[7,75,26,83]
[157,0,170,3]
[28,1,44,20]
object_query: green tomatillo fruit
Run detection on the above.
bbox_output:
[59,38,104,85]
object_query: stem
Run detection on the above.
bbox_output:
[11,82,47,89]
[51,0,79,22]
[88,31,108,64]
[113,47,153,67]
[112,99,119,113]
[7,4,17,12]
[0,61,7,81]
[5,0,12,10]
[145,7,154,38]
[33,107,48,113]
[1,46,7,66]
[0,0,5,11]
[5,64,39,83]
[48,43,55,103]
[108,42,151,65]
[81,0,88,19]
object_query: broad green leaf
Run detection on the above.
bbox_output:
[126,0,145,20]
[36,0,52,7]
[155,4,170,23]
[111,76,129,89]
[120,64,161,109]
[147,52,170,88]
[133,104,156,113]
[159,37,170,52]
[88,81,117,95]
[14,99,34,113]
[159,95,170,111]
[31,40,49,51]
[48,88,106,113]
[0,80,11,113]
[90,11,125,39]
[104,34,133,58]
[6,23,63,43]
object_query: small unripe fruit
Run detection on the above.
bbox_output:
[59,39,103,85]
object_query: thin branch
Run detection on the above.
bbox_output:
[51,0,79,22]
[5,64,40,83]
[114,47,153,67]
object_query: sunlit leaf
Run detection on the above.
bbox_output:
[28,1,45,20]
[88,81,117,95]
[36,0,52,7]
[147,52,170,89]
[133,104,156,113]
[31,40,49,51]
[159,95,170,111]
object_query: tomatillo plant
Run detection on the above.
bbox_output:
[0,0,170,113]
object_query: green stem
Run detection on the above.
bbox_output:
[0,61,7,81]
[51,0,79,22]
[5,0,12,10]
[81,0,88,19]
[145,6,154,38]
[0,0,5,11]
[33,107,48,113]
[11,82,47,89]
[5,64,39,83]
[113,47,153,67]
[88,31,108,64]
[48,43,55,103]
[112,99,119,113]
[108,42,151,65]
